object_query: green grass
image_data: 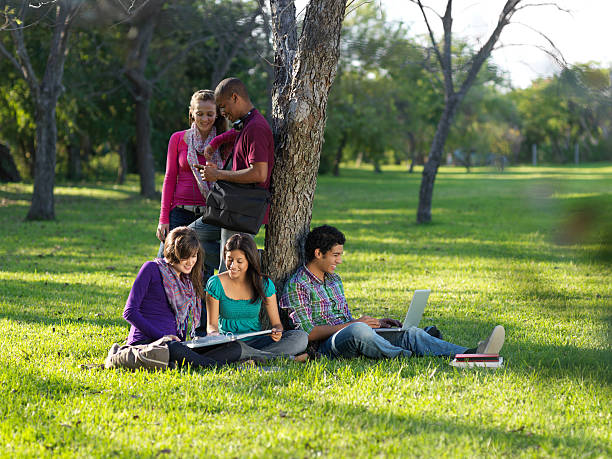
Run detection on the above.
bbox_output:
[1,163,611,458]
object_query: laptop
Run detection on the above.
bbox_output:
[375,289,431,333]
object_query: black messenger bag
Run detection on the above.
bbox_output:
[202,180,271,234]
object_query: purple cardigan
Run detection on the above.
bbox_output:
[123,261,180,344]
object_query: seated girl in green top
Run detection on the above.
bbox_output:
[205,234,307,358]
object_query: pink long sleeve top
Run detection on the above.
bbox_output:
[159,129,239,225]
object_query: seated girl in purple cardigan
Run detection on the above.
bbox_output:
[122,226,241,369]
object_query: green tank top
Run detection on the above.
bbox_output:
[205,275,275,335]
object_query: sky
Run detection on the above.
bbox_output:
[297,1,612,88]
[383,0,612,88]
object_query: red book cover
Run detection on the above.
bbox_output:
[454,354,499,362]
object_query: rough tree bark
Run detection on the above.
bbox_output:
[0,1,81,219]
[263,0,346,288]
[414,0,521,223]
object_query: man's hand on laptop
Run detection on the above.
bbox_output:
[353,316,381,328]
[379,318,403,328]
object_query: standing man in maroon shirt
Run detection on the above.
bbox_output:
[189,77,274,272]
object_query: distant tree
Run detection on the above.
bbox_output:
[511,64,611,163]
[322,4,432,175]
[0,1,82,219]
[410,0,528,223]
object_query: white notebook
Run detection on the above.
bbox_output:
[183,329,272,349]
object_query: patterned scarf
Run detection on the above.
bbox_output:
[184,123,225,197]
[154,258,201,340]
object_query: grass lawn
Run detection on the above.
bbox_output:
[1,163,611,458]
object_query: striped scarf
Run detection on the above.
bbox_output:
[185,123,224,198]
[154,258,201,340]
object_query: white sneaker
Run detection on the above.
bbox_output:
[476,325,505,354]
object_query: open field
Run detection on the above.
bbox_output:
[1,164,611,458]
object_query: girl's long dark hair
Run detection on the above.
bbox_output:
[224,234,268,306]
[163,226,204,298]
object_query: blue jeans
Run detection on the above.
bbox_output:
[318,322,467,359]
[188,217,257,273]
[235,330,308,360]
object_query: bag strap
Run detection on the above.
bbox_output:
[222,152,233,171]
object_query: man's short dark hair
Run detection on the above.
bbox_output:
[305,225,345,262]
[214,77,250,101]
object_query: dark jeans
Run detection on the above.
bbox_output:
[157,207,220,278]
[167,341,242,369]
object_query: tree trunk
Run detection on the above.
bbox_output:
[263,0,345,289]
[124,0,164,198]
[27,99,57,220]
[68,138,82,181]
[417,102,456,223]
[414,0,521,224]
[332,131,347,176]
[0,143,21,182]
[5,1,79,221]
[355,151,363,167]
[117,142,127,185]
[407,131,416,173]
[134,98,156,197]
[373,158,381,173]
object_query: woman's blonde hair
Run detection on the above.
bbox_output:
[188,89,227,135]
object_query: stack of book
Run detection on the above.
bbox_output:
[450,354,503,369]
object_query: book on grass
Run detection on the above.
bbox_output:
[450,355,503,369]
[454,353,500,362]
[184,329,273,349]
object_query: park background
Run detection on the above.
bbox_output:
[1,1,611,457]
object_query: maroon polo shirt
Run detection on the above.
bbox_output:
[232,109,274,224]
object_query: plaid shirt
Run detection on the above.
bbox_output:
[279,265,353,334]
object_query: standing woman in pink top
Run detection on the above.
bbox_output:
[156,90,228,277]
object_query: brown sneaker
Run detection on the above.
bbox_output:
[293,352,309,363]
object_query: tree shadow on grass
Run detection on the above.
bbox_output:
[311,314,611,383]
[4,359,609,457]
[1,363,155,457]
[0,277,126,328]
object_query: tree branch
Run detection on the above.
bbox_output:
[8,17,39,93]
[457,0,521,99]
[415,0,444,71]
[441,0,454,96]
[150,35,213,85]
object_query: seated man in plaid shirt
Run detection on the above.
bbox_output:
[279,225,505,359]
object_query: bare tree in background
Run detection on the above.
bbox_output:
[263,0,346,287]
[0,1,82,220]
[413,0,524,223]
